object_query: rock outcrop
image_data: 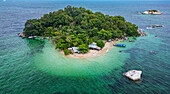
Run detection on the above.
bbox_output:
[141,10,162,15]
[151,25,163,28]
[138,29,147,36]
[124,70,142,81]
[18,32,26,38]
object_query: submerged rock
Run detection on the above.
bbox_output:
[150,51,156,54]
[124,70,142,81]
[129,40,133,42]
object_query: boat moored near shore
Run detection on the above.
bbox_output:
[113,43,126,47]
[28,36,33,39]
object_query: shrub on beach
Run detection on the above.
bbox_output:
[97,40,105,48]
[64,50,73,55]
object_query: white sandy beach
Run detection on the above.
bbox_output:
[60,41,119,58]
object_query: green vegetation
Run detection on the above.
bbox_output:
[152,10,158,12]
[24,5,139,51]
[64,50,73,55]
[133,37,137,40]
[78,44,89,53]
[97,40,105,48]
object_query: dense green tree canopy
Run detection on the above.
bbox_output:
[64,50,73,55]
[97,40,105,48]
[78,44,89,53]
[24,5,139,50]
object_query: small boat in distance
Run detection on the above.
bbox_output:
[113,43,126,47]
[28,36,33,39]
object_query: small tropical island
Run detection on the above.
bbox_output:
[21,5,141,57]
[141,10,162,15]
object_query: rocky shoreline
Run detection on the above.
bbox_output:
[138,29,147,36]
[151,25,163,28]
[17,32,26,38]
[141,10,162,15]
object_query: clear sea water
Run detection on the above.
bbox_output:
[0,0,170,94]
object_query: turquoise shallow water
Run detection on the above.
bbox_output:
[0,1,170,94]
[33,40,129,77]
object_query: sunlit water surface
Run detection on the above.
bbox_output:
[0,1,170,94]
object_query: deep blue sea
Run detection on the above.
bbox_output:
[0,0,170,94]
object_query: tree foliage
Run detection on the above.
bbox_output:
[64,50,73,55]
[78,44,89,53]
[24,5,140,51]
[97,40,105,48]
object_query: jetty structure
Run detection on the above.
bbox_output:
[124,70,142,81]
[141,10,162,15]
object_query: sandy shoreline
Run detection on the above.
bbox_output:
[60,41,119,58]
